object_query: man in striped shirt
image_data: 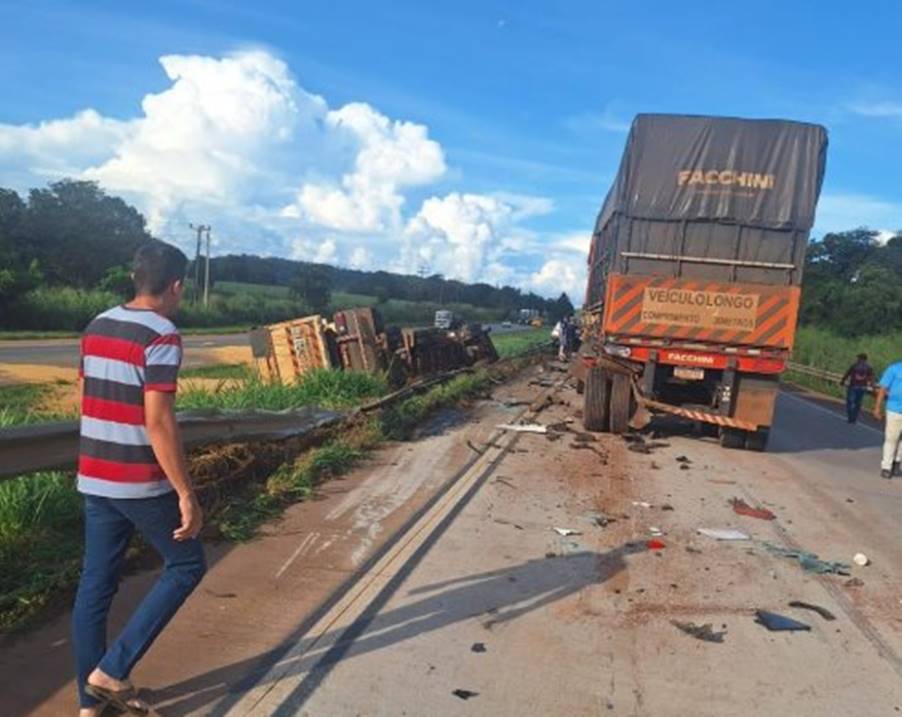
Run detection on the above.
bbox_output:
[73,242,205,716]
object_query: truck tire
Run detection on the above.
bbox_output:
[745,428,769,452]
[583,367,610,432]
[609,373,632,435]
[719,428,746,450]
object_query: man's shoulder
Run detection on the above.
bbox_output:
[102,306,179,342]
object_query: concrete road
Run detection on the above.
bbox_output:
[0,333,247,375]
[3,367,900,716]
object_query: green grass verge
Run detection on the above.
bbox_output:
[180,363,254,380]
[492,328,549,359]
[786,326,901,401]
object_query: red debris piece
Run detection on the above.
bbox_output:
[730,497,775,521]
[646,539,666,550]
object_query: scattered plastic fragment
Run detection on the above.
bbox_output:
[453,689,480,700]
[844,577,864,588]
[730,497,776,521]
[788,601,836,621]
[853,553,870,567]
[649,527,664,537]
[553,527,581,536]
[496,423,547,434]
[697,528,750,541]
[754,610,811,632]
[671,620,726,643]
[661,504,675,511]
[761,542,851,575]
[632,501,652,508]
[646,539,666,550]
[676,455,692,464]
[679,464,690,471]
[471,642,487,653]
[585,511,616,528]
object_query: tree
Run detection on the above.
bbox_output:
[98,265,134,299]
[291,264,332,314]
[23,180,152,287]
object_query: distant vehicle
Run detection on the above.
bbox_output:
[577,114,827,451]
[434,310,455,330]
[518,308,540,324]
[502,320,512,328]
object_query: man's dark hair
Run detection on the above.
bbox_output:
[857,352,868,361]
[132,242,188,296]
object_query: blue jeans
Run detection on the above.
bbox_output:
[72,491,206,708]
[846,386,866,423]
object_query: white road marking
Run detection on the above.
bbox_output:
[780,391,884,437]
[275,532,319,580]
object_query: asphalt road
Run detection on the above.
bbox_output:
[0,333,248,371]
[5,365,900,716]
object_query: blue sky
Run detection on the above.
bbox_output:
[2,1,902,299]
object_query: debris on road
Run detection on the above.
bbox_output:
[697,528,750,541]
[471,642,487,653]
[730,497,776,521]
[671,620,726,643]
[496,423,547,434]
[632,501,653,508]
[585,511,616,528]
[853,552,870,567]
[466,440,486,455]
[676,455,692,464]
[762,542,851,575]
[788,601,836,621]
[649,526,664,536]
[492,477,518,490]
[754,610,812,632]
[708,479,738,485]
[845,577,865,588]
[661,504,674,511]
[647,539,666,550]
[553,527,581,536]
[453,689,480,700]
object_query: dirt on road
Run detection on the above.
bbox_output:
[2,362,900,716]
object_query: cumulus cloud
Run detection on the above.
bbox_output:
[0,49,576,297]
[814,192,902,238]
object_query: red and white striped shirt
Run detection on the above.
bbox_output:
[78,305,182,498]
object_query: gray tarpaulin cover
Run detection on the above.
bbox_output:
[595,114,827,232]
[586,114,828,300]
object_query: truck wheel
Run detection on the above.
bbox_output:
[583,367,610,432]
[745,428,769,452]
[719,428,746,450]
[609,373,632,435]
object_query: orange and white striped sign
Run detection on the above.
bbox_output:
[603,274,800,350]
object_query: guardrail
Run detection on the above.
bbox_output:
[0,343,553,483]
[786,362,844,383]
[0,408,344,482]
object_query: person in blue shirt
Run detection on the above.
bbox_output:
[873,360,902,479]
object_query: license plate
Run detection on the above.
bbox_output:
[674,367,704,380]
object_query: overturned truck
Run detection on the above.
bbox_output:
[578,114,828,450]
[250,307,498,386]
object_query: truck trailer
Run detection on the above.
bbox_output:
[578,114,827,451]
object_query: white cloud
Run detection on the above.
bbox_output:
[291,102,446,232]
[0,49,571,296]
[814,192,902,237]
[564,104,632,134]
[847,101,902,118]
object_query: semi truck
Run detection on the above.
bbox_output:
[578,114,827,451]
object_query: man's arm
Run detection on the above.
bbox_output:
[840,364,853,386]
[873,386,887,420]
[145,390,202,540]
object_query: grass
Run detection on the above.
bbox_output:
[0,383,59,426]
[177,368,388,412]
[786,326,901,400]
[492,328,550,359]
[180,363,254,380]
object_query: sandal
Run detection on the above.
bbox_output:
[85,683,149,716]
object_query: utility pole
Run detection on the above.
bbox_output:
[189,223,210,305]
[203,226,212,308]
